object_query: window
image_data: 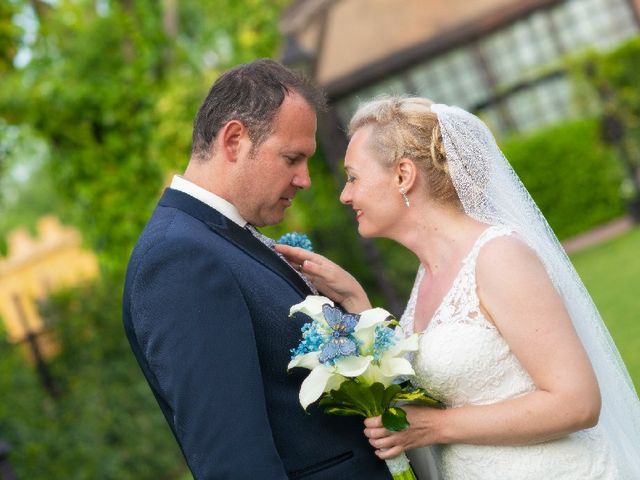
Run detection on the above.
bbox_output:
[333,0,639,135]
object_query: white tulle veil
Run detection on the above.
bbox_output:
[429,103,640,476]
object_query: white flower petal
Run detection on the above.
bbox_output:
[289,295,334,322]
[358,364,382,385]
[356,307,392,331]
[334,355,372,377]
[386,333,419,357]
[353,326,377,351]
[288,351,320,370]
[299,365,335,410]
[324,373,347,393]
[380,357,415,377]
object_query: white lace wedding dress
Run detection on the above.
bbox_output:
[400,226,622,480]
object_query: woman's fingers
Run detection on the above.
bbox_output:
[376,446,404,460]
[363,427,390,439]
[363,416,407,459]
[274,244,318,264]
[364,416,383,428]
[368,436,395,449]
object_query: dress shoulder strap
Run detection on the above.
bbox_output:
[463,225,514,270]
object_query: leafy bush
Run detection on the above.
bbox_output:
[575,37,640,213]
[500,119,625,240]
[0,277,187,480]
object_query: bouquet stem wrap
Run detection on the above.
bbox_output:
[385,452,416,480]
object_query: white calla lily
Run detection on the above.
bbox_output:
[296,356,373,409]
[289,295,334,323]
[334,355,372,377]
[380,357,415,378]
[324,372,347,394]
[299,365,334,409]
[353,307,391,350]
[287,351,320,370]
[356,307,391,330]
[386,332,419,357]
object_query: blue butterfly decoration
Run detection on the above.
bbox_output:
[318,304,360,364]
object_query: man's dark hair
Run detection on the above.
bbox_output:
[190,58,326,161]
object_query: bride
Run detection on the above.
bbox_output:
[276,96,640,479]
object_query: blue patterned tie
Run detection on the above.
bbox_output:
[245,224,318,294]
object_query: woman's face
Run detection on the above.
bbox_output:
[340,126,403,238]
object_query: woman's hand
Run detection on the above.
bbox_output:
[274,244,371,313]
[363,407,445,460]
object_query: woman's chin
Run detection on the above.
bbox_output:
[357,224,376,238]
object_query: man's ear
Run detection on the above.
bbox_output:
[218,120,249,162]
[396,157,417,192]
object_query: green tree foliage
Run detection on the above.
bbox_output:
[1,0,290,276]
[0,123,57,255]
[0,0,21,73]
[1,283,186,479]
[500,119,625,240]
[0,1,296,478]
[578,38,640,209]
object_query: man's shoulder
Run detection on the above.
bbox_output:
[152,201,212,236]
[132,205,221,260]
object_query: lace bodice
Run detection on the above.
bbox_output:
[401,226,535,407]
[400,226,622,479]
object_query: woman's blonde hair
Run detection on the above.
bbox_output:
[348,96,461,208]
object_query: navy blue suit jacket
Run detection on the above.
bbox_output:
[122,189,392,479]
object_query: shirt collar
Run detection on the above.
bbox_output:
[170,175,248,228]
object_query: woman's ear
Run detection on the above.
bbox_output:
[396,158,417,192]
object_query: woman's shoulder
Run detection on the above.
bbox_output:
[476,230,546,285]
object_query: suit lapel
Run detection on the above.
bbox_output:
[158,188,312,297]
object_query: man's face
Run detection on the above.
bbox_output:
[235,92,317,226]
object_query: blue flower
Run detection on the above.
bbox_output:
[277,232,313,251]
[372,325,397,361]
[290,320,325,359]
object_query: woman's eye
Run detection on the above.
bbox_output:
[346,175,356,184]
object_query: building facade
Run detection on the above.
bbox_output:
[281,0,640,146]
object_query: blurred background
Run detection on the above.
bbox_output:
[0,0,639,478]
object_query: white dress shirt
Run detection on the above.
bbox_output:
[170,175,318,294]
[170,175,247,227]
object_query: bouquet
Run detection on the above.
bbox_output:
[287,295,443,480]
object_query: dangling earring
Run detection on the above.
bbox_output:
[399,187,410,208]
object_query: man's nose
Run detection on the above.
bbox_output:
[293,163,311,189]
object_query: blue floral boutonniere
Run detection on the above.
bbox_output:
[277,232,313,252]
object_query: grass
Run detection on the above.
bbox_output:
[570,226,640,394]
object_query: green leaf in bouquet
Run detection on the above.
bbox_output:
[319,393,365,416]
[394,382,446,409]
[386,318,400,328]
[381,383,402,408]
[322,379,380,416]
[367,382,387,413]
[381,406,409,431]
[323,406,366,416]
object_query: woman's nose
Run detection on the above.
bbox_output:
[339,184,351,205]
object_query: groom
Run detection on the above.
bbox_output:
[122,59,391,479]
